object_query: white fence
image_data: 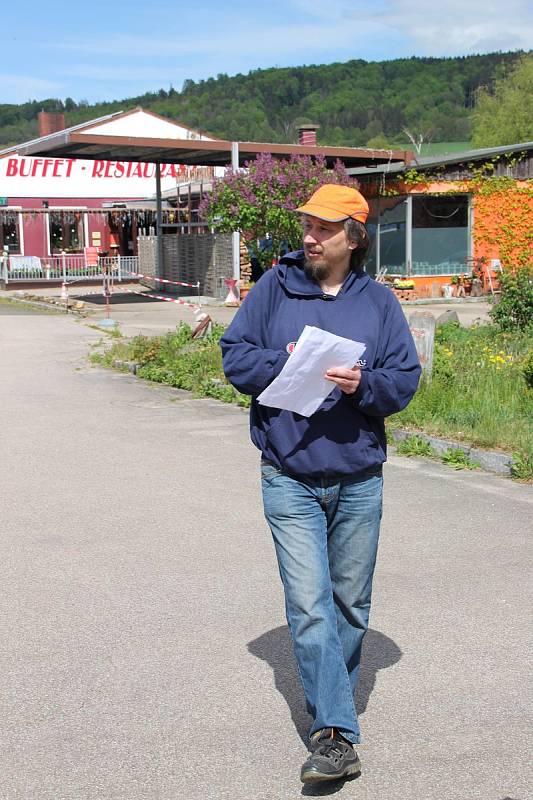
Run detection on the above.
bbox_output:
[1,254,139,284]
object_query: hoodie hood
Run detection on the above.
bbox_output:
[277,250,370,298]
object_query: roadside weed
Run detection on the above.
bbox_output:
[510,452,533,481]
[90,322,250,406]
[440,448,481,470]
[396,435,437,458]
[87,323,123,338]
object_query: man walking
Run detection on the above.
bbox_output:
[220,184,421,784]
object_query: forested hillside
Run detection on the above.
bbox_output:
[0,51,528,149]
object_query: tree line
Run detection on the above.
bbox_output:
[0,51,530,149]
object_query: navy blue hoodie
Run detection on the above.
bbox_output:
[221,251,421,479]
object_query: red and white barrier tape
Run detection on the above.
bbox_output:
[127,272,200,289]
[57,285,199,308]
[120,288,199,308]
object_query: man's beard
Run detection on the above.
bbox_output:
[304,258,330,282]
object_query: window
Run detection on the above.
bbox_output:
[411,195,469,275]
[0,211,21,254]
[377,196,408,276]
[49,210,85,254]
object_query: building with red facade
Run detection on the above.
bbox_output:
[0,109,216,263]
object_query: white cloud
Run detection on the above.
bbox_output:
[293,0,532,54]
[46,1,531,67]
[0,74,64,103]
[369,0,533,54]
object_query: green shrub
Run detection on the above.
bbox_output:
[130,335,164,365]
[490,266,533,332]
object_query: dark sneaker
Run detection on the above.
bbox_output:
[301,728,361,784]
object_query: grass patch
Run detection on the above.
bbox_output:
[91,318,532,479]
[87,323,123,338]
[390,322,533,468]
[91,322,251,407]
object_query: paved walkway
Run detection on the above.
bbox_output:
[0,309,531,800]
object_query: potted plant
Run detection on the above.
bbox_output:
[393,278,415,290]
[239,281,254,301]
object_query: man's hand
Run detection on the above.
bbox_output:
[325,366,361,395]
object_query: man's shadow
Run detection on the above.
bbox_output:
[247,625,402,747]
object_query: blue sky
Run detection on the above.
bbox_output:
[3,0,532,104]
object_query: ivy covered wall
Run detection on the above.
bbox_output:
[358,154,533,273]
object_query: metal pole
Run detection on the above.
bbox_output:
[405,195,412,278]
[1,249,8,286]
[231,141,240,282]
[103,266,111,319]
[155,163,164,288]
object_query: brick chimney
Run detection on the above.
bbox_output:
[298,124,320,146]
[38,111,66,137]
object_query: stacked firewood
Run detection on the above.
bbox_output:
[240,239,252,283]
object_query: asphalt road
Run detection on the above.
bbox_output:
[0,309,531,800]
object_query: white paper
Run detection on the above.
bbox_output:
[257,325,366,417]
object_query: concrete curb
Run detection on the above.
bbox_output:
[0,293,89,317]
[399,297,492,306]
[0,295,65,314]
[390,428,514,476]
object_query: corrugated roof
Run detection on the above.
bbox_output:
[0,107,413,169]
[348,141,533,176]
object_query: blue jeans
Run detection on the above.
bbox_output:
[260,461,383,744]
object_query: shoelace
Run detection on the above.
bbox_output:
[314,737,350,761]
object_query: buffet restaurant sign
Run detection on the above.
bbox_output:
[0,155,194,198]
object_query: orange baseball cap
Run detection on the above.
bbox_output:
[296,183,369,223]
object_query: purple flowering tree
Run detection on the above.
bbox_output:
[199,153,360,271]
